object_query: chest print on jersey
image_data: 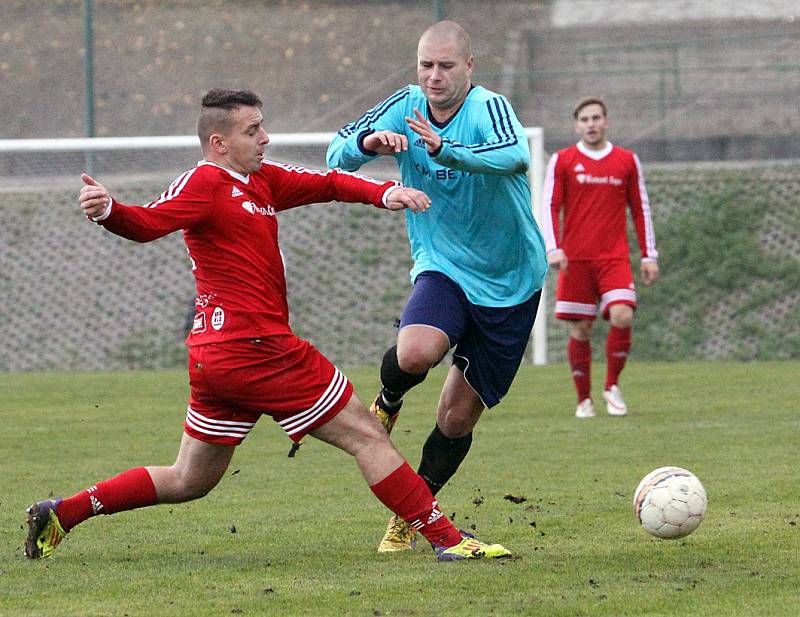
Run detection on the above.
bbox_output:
[575,171,623,186]
[241,200,276,216]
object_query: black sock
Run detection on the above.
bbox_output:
[379,346,427,412]
[417,424,473,496]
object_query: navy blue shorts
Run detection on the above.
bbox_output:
[400,271,541,408]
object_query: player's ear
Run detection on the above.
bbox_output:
[209,133,227,154]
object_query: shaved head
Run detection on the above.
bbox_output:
[416,20,474,119]
[418,20,472,60]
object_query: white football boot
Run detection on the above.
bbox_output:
[603,385,628,416]
[575,398,596,418]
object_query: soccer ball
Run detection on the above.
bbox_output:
[633,467,707,539]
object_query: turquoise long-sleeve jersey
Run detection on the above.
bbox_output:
[326,84,547,307]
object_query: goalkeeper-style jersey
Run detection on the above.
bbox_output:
[97,160,396,346]
[327,84,547,308]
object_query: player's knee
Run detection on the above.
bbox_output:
[347,403,390,444]
[570,319,593,340]
[612,315,633,329]
[351,420,393,457]
[438,417,474,438]
[397,343,442,374]
[169,468,222,502]
[437,408,479,438]
[609,305,634,328]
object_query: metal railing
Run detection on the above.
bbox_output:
[578,30,800,98]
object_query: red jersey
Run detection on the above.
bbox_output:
[542,142,657,262]
[98,160,396,346]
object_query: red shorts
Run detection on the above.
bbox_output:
[555,259,637,321]
[184,335,353,445]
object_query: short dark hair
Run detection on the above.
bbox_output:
[201,88,262,110]
[573,96,607,119]
[197,89,262,149]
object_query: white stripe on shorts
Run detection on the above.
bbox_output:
[555,301,597,317]
[278,368,348,437]
[185,406,256,440]
[599,289,637,314]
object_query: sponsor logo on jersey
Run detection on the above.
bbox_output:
[413,137,426,148]
[575,173,623,186]
[574,163,585,172]
[413,161,472,181]
[211,306,225,330]
[192,312,207,334]
[231,186,244,197]
[241,200,276,216]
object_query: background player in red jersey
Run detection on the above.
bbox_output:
[542,96,659,419]
[23,89,511,562]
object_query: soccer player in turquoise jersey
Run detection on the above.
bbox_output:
[327,21,547,553]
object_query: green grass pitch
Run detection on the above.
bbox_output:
[1,361,798,616]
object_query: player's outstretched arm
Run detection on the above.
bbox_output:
[79,171,204,243]
[326,86,410,170]
[78,173,112,220]
[384,186,431,213]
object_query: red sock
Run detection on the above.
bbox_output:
[605,326,632,390]
[370,461,462,548]
[567,336,592,402]
[54,467,158,532]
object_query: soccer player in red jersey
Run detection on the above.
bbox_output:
[542,97,659,418]
[23,89,511,562]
